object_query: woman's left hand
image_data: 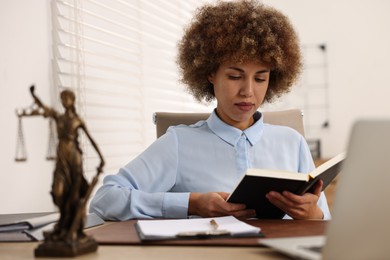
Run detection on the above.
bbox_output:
[265,179,324,220]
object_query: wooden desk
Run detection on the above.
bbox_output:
[87,219,326,246]
[0,242,289,260]
[0,220,327,260]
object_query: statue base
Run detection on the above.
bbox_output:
[34,236,98,257]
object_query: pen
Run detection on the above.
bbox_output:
[176,219,230,238]
[210,219,218,231]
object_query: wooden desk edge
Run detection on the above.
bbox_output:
[86,219,328,247]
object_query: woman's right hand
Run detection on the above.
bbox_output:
[188,192,256,219]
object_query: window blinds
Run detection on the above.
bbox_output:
[51,0,212,178]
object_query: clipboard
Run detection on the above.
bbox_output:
[134,216,263,241]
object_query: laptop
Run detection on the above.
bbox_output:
[259,119,390,260]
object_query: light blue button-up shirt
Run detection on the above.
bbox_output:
[89,110,331,220]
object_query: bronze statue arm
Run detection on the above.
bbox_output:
[17,85,57,118]
[81,122,105,173]
[30,85,45,108]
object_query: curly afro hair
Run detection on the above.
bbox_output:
[177,0,302,103]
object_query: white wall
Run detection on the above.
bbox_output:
[325,0,390,155]
[1,0,390,213]
[264,0,390,156]
[0,0,55,213]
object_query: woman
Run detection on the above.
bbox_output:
[90,0,330,220]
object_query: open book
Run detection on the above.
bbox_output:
[227,152,346,219]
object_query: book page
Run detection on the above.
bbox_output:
[246,168,309,181]
[310,152,346,178]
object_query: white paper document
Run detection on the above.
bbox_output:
[136,216,261,240]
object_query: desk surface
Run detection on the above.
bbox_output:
[0,219,327,260]
[87,219,326,246]
[1,242,289,260]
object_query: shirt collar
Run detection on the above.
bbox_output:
[206,109,264,147]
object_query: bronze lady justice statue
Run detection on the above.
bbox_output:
[17,86,105,256]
